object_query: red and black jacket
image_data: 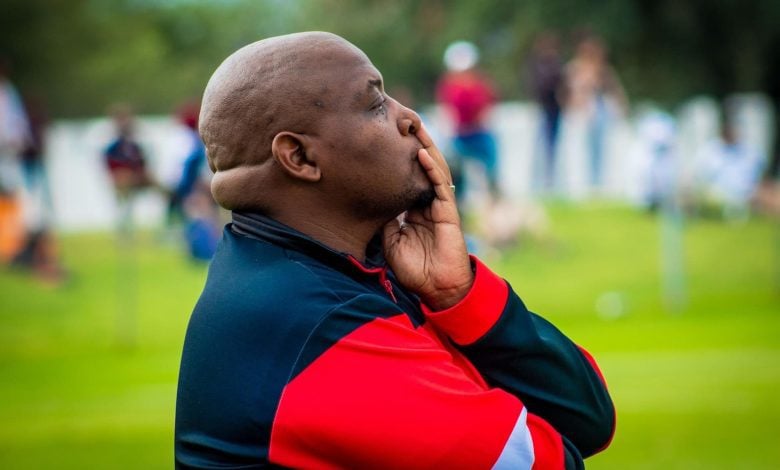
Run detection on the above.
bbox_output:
[175,212,615,469]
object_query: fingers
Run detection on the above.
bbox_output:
[418,148,455,202]
[415,123,452,183]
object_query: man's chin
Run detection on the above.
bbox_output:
[410,187,436,210]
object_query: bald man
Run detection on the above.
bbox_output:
[175,32,614,469]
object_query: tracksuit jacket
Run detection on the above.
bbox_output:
[175,212,615,469]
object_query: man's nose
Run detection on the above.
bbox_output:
[397,103,422,137]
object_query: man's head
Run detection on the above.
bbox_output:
[200,31,431,222]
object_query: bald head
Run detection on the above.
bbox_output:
[200,32,367,210]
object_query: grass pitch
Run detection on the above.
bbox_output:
[1,203,778,469]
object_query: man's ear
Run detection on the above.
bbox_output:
[271,132,321,182]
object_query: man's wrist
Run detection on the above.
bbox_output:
[421,259,476,311]
[422,275,475,311]
[421,256,508,345]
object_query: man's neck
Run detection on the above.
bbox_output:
[271,210,383,263]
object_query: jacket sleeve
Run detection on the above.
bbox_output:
[268,295,585,470]
[422,256,616,458]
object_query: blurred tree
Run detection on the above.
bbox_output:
[0,0,300,116]
[0,0,777,126]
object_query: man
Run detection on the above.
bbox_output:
[176,32,614,469]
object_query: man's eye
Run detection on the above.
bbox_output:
[374,98,387,115]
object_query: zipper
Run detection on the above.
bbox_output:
[380,276,398,303]
[347,255,398,303]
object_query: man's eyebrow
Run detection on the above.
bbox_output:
[354,78,384,104]
[368,78,383,91]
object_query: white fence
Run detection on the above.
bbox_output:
[35,94,774,232]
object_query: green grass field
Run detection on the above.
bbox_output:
[1,203,778,469]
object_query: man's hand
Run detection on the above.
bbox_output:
[383,124,474,311]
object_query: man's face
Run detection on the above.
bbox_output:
[308,44,432,221]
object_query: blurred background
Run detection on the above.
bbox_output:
[1,0,779,468]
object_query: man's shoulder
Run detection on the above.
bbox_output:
[203,231,324,296]
[195,227,401,329]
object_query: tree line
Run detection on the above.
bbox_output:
[1,0,778,120]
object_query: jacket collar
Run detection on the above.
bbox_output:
[231,211,387,274]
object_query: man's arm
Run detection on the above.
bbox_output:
[268,295,584,469]
[422,256,616,457]
[383,124,614,458]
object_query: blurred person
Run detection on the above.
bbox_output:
[103,103,152,235]
[166,100,220,261]
[104,103,151,193]
[176,31,614,469]
[103,105,154,348]
[526,31,564,192]
[9,94,67,284]
[19,95,50,202]
[630,109,679,212]
[167,101,207,224]
[694,113,765,221]
[0,60,65,283]
[436,40,500,199]
[436,41,515,252]
[562,33,628,191]
[0,57,28,193]
[0,57,29,262]
[182,186,220,261]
